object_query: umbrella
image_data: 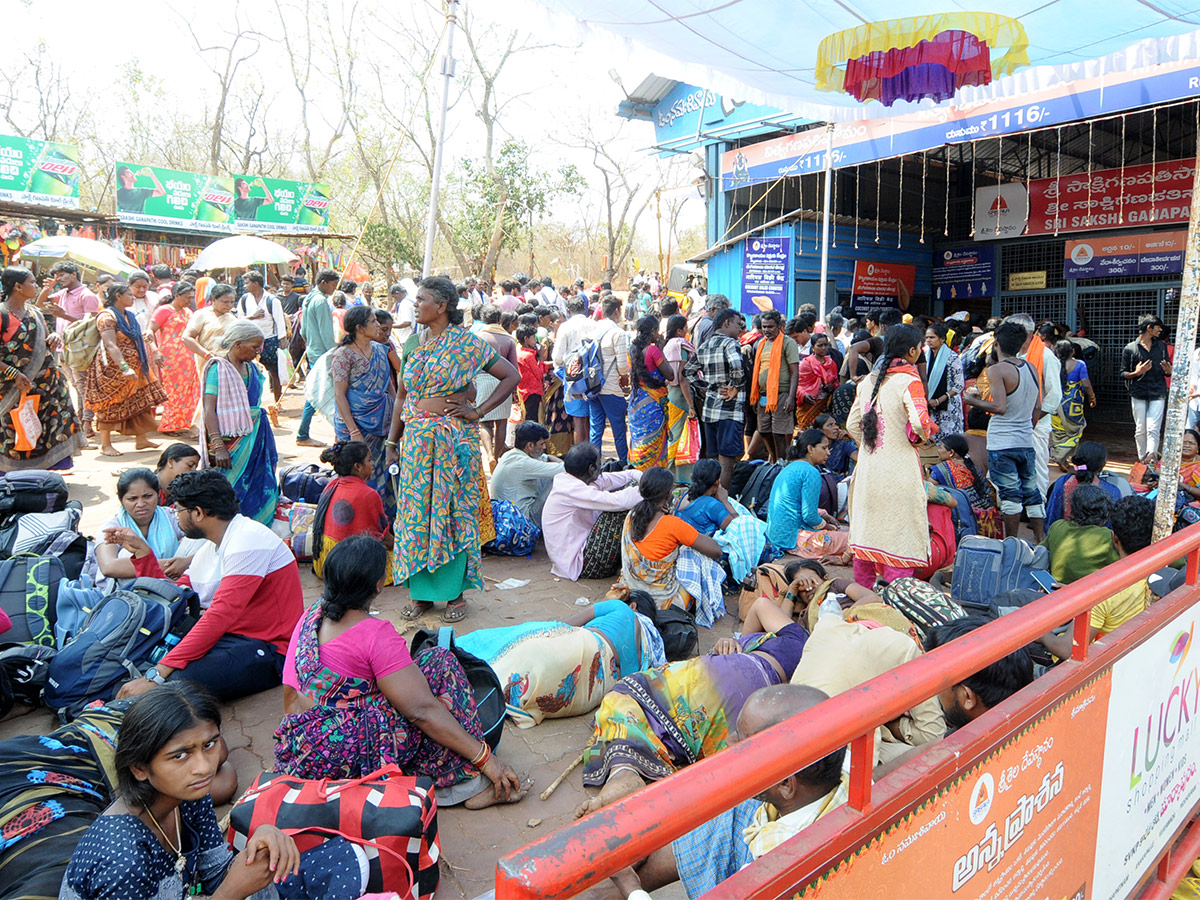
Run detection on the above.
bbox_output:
[193,235,298,270]
[17,236,141,278]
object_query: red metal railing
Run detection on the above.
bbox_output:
[495,527,1200,899]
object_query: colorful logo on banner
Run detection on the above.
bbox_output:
[232,174,331,234]
[932,246,995,301]
[1092,609,1200,899]
[850,261,915,314]
[974,159,1194,240]
[115,163,236,234]
[1064,231,1186,278]
[741,236,792,315]
[0,134,81,209]
[719,56,1200,192]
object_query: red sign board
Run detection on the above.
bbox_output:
[1024,159,1194,236]
[850,262,916,314]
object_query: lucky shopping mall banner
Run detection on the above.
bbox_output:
[791,604,1200,900]
[115,163,330,234]
[0,135,81,209]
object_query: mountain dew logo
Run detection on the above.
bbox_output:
[202,189,233,205]
[302,195,329,210]
[38,159,77,176]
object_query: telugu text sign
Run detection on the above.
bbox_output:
[933,246,995,302]
[232,174,331,233]
[796,675,1111,900]
[850,262,915,315]
[0,134,81,209]
[741,236,792,315]
[1064,231,1186,278]
[115,163,235,234]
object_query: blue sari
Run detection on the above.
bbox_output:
[203,361,279,525]
[334,342,396,520]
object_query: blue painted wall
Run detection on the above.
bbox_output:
[707,219,935,317]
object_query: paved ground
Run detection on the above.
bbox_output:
[0,393,722,900]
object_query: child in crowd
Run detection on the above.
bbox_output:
[515,324,551,424]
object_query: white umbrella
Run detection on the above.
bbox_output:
[193,235,298,270]
[17,236,141,278]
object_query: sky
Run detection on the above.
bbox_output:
[4,0,705,241]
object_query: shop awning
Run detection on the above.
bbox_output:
[531,1,1200,121]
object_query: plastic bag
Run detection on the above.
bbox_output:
[10,393,41,452]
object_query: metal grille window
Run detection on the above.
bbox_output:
[999,238,1066,290]
[1077,289,1163,421]
[1000,293,1068,323]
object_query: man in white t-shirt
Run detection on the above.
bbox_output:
[589,295,631,464]
[238,271,289,401]
[552,294,595,445]
[390,280,417,344]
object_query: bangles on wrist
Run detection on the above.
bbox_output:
[470,740,492,768]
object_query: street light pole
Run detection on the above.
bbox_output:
[421,0,459,279]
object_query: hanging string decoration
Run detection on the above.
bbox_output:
[994,135,1003,236]
[1151,107,1158,219]
[919,150,927,244]
[1086,121,1094,228]
[897,157,904,248]
[831,167,838,248]
[855,165,861,249]
[1054,126,1063,237]
[943,147,950,238]
[815,13,1030,106]
[1118,114,1127,225]
[875,160,882,243]
[968,143,976,238]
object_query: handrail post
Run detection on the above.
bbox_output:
[848,731,874,812]
[1071,612,1090,662]
[1187,546,1199,586]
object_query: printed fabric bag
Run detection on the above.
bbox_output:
[675,418,701,467]
[578,509,626,580]
[228,765,440,899]
[482,499,540,557]
[10,394,41,452]
[879,577,967,643]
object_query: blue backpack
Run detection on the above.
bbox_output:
[563,339,605,399]
[950,536,1051,614]
[55,574,105,649]
[482,500,541,557]
[44,577,198,720]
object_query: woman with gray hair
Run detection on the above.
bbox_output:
[198,318,279,523]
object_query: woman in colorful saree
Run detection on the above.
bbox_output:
[385,276,520,624]
[330,305,396,520]
[0,265,84,472]
[86,281,168,458]
[274,536,529,809]
[147,281,200,435]
[662,314,699,481]
[627,315,673,470]
[455,588,669,729]
[620,466,728,627]
[575,592,807,818]
[1050,338,1095,469]
[197,320,279,525]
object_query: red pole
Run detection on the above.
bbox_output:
[496,529,1200,899]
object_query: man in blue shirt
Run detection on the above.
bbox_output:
[296,268,339,446]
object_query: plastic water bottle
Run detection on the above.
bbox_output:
[149,634,181,665]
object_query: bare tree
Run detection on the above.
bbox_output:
[0,43,83,142]
[178,10,263,174]
[576,122,658,282]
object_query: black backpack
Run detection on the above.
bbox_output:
[656,607,699,661]
[0,470,68,516]
[0,642,56,711]
[737,462,782,520]
[279,464,334,504]
[411,627,505,750]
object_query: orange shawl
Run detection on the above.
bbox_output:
[1026,334,1046,404]
[749,333,785,411]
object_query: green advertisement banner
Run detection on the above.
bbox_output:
[115,163,236,233]
[0,134,81,209]
[232,174,331,234]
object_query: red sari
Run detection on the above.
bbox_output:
[151,304,200,432]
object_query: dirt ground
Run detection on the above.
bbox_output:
[0,392,727,900]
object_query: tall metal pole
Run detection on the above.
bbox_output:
[421,0,459,279]
[818,123,834,320]
[1153,134,1200,541]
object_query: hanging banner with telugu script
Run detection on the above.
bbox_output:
[0,134,81,209]
[231,174,331,234]
[115,163,236,234]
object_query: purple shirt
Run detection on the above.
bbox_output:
[542,470,643,581]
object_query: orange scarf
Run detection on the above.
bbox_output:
[1026,334,1046,404]
[749,333,785,411]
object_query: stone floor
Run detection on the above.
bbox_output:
[0,394,720,899]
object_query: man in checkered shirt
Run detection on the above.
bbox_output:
[688,307,747,488]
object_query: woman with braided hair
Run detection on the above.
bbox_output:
[627,315,673,470]
[845,324,938,587]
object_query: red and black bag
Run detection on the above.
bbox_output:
[228,764,439,899]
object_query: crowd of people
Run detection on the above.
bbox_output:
[0,258,1181,899]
